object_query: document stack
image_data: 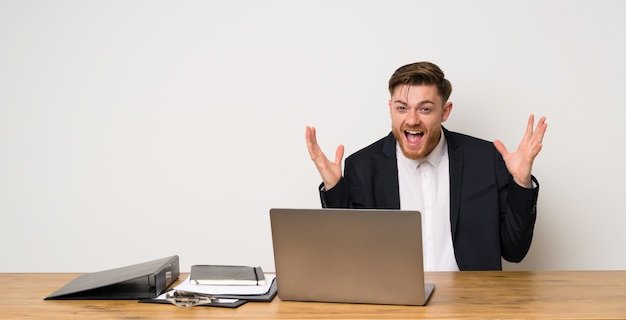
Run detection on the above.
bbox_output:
[140,264,277,308]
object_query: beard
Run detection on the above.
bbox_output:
[392,125,441,160]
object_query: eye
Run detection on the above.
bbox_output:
[418,106,433,114]
[396,105,408,112]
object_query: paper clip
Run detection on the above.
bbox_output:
[165,290,214,307]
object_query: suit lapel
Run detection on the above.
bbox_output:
[382,133,401,209]
[444,128,463,241]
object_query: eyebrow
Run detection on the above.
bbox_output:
[392,100,436,106]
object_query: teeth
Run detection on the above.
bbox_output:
[406,130,423,135]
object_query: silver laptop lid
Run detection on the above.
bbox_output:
[270,208,433,306]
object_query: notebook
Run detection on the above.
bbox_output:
[269,208,435,306]
[190,265,266,286]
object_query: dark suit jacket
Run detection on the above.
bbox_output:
[320,128,539,271]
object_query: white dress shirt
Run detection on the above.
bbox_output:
[397,130,460,271]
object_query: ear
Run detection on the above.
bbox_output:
[441,102,453,122]
[388,99,393,116]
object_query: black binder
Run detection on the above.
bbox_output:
[44,255,180,300]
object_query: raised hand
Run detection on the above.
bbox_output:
[493,115,548,188]
[305,126,344,190]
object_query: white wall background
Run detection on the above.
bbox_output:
[1,0,625,272]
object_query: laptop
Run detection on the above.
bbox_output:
[269,208,435,306]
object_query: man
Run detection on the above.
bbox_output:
[305,62,547,271]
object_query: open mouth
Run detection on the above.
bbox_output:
[405,130,424,145]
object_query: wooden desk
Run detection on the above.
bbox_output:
[1,271,625,319]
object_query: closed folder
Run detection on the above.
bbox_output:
[190,265,266,286]
[44,255,180,300]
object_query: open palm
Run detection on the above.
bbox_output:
[493,115,548,188]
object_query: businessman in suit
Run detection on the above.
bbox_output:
[305,62,548,271]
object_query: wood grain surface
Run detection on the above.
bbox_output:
[1,271,625,319]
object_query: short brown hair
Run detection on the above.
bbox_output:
[388,62,452,102]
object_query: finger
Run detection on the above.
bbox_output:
[533,142,543,156]
[334,145,345,164]
[530,116,548,145]
[305,126,321,159]
[493,139,508,156]
[523,114,535,141]
[527,119,547,158]
[536,116,548,136]
[305,126,317,145]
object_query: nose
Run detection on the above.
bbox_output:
[406,109,421,126]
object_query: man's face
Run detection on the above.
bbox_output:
[389,84,453,160]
